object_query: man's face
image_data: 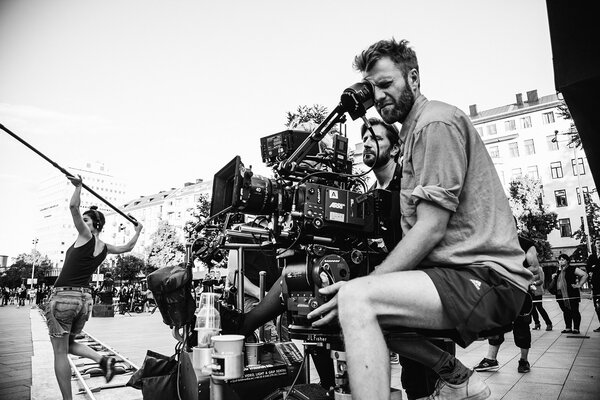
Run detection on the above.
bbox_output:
[362,124,396,168]
[595,239,600,253]
[363,57,415,124]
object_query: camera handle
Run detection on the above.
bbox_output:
[278,104,347,174]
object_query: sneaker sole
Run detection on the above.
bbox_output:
[467,385,491,400]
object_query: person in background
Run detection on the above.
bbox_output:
[553,253,587,334]
[44,175,143,400]
[586,238,600,332]
[474,234,538,374]
[528,244,552,331]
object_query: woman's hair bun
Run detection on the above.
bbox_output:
[89,205,99,210]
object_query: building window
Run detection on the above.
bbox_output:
[476,127,483,137]
[555,189,568,207]
[511,168,522,180]
[546,135,559,151]
[524,139,535,155]
[504,120,516,131]
[542,111,555,124]
[489,145,499,158]
[576,186,589,205]
[558,218,572,237]
[486,124,497,135]
[571,158,586,176]
[508,142,520,158]
[550,161,563,179]
[527,165,539,181]
[521,116,532,128]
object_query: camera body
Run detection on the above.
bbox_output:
[199,81,387,337]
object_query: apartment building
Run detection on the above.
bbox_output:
[470,90,597,256]
[101,178,212,263]
[35,161,127,277]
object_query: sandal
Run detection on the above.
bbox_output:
[572,329,580,334]
[561,329,572,334]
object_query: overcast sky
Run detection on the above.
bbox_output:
[0,0,555,259]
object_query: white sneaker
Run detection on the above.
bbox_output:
[428,371,491,400]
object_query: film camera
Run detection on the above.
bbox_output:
[198,80,390,338]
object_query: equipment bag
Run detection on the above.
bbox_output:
[147,264,195,329]
[127,349,197,400]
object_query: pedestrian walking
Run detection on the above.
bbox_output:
[553,254,587,334]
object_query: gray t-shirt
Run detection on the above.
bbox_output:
[399,95,532,292]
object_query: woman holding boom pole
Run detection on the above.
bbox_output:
[45,174,143,400]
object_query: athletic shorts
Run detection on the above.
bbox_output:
[44,290,93,337]
[422,264,526,348]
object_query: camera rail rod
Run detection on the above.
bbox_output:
[278,104,346,174]
[0,123,138,226]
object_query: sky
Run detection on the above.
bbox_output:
[0,0,556,260]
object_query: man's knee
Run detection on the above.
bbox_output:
[338,280,374,320]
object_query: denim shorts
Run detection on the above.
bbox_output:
[44,290,93,337]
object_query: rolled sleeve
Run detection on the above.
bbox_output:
[412,184,459,212]
[411,120,466,212]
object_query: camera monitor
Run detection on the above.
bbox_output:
[210,155,244,218]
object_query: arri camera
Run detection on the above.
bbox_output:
[200,80,391,338]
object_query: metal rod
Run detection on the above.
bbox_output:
[258,270,266,342]
[0,123,137,226]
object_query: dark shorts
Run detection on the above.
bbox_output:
[423,265,526,347]
[44,290,93,337]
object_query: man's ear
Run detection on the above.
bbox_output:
[391,142,401,158]
[408,68,420,91]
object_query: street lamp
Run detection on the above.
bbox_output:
[30,238,38,290]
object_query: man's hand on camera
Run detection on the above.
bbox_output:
[307,281,347,328]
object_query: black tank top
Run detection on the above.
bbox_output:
[54,236,107,288]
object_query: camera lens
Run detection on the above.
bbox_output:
[340,80,374,120]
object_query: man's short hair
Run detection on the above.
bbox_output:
[354,38,419,80]
[360,118,401,161]
[558,253,571,262]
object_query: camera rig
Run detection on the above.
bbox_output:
[196,81,391,341]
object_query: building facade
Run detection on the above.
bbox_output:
[469,90,597,256]
[35,161,128,277]
[102,178,212,264]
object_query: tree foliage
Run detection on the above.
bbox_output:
[508,176,558,261]
[556,100,581,148]
[285,104,329,129]
[146,220,185,269]
[184,193,211,238]
[114,254,145,283]
[0,250,53,288]
[571,194,600,260]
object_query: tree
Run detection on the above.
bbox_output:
[571,193,600,261]
[508,176,558,261]
[114,254,145,283]
[285,104,330,129]
[556,100,581,147]
[0,250,53,288]
[184,193,211,238]
[146,220,185,269]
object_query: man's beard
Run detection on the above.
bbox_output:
[363,147,392,168]
[378,85,415,124]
